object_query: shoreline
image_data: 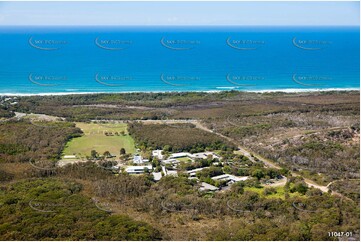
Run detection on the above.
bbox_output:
[0,88,359,97]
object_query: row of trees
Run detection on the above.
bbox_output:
[90,148,127,159]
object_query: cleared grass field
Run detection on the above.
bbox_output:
[62,122,136,158]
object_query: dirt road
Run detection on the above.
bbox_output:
[137,119,350,198]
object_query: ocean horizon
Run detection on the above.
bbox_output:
[0,26,359,95]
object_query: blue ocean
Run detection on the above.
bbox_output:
[0,26,359,94]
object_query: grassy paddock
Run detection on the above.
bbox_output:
[62,122,136,158]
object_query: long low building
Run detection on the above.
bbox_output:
[63,155,77,159]
[125,165,153,174]
[211,174,248,182]
[168,152,220,160]
[189,152,221,160]
[161,158,180,165]
[186,167,206,177]
[169,152,190,159]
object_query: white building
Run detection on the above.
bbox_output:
[133,155,149,164]
[152,172,163,181]
[152,150,164,160]
[166,170,178,177]
[186,167,206,177]
[169,152,190,159]
[161,158,180,165]
[125,165,152,174]
[190,152,220,160]
[212,174,248,183]
[63,155,77,159]
[169,151,220,160]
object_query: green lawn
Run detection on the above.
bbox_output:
[62,122,136,158]
[176,157,193,162]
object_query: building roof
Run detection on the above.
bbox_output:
[134,155,148,164]
[200,182,219,191]
[212,174,248,182]
[189,152,220,159]
[167,151,220,160]
[162,158,180,164]
[152,150,164,159]
[152,172,162,181]
[169,152,190,158]
[152,149,163,153]
[63,155,77,159]
[186,167,205,174]
[125,165,152,172]
[166,170,178,176]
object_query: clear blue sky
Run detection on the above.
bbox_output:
[0,1,359,26]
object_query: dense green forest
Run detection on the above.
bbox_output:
[0,121,82,163]
[0,178,160,240]
[128,123,236,152]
